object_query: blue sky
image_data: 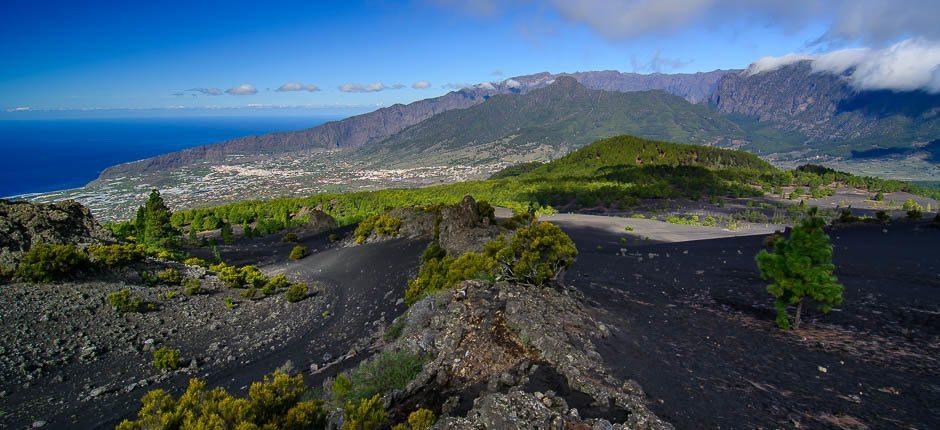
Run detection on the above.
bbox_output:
[1,0,934,116]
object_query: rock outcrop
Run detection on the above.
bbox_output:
[384,280,670,429]
[438,196,504,255]
[293,207,338,234]
[0,199,111,269]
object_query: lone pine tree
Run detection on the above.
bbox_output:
[756,208,844,329]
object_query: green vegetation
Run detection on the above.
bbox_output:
[756,210,844,329]
[136,190,179,249]
[155,268,183,285]
[392,409,436,430]
[152,347,181,372]
[14,243,90,282]
[220,222,234,244]
[354,214,402,244]
[87,243,146,268]
[406,221,577,305]
[289,244,308,260]
[107,289,152,313]
[342,395,387,430]
[117,371,327,430]
[331,351,425,404]
[282,232,299,243]
[903,199,924,220]
[182,278,202,296]
[285,283,309,303]
[162,137,938,246]
[183,257,207,268]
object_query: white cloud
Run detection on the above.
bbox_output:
[225,84,258,95]
[276,82,321,92]
[747,38,940,93]
[5,106,30,112]
[477,82,497,90]
[503,78,523,89]
[186,87,223,96]
[412,80,432,89]
[339,82,405,93]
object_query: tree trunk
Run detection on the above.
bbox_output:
[794,298,804,329]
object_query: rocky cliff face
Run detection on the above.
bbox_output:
[709,61,940,148]
[0,199,112,269]
[568,69,733,104]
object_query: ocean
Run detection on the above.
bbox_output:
[0,116,335,197]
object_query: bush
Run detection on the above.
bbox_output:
[873,192,885,201]
[875,210,890,223]
[332,351,425,403]
[156,268,183,285]
[183,256,208,268]
[354,214,402,244]
[392,409,436,430]
[282,232,299,243]
[183,278,202,295]
[87,244,146,268]
[15,243,90,282]
[329,233,340,242]
[903,199,923,220]
[756,210,844,329]
[117,371,327,430]
[343,394,387,430]
[289,245,308,260]
[484,221,578,286]
[476,200,496,223]
[215,263,268,288]
[153,347,180,372]
[285,283,309,303]
[405,252,495,305]
[420,241,446,263]
[107,289,150,313]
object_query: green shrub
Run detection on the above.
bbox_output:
[215,263,268,288]
[224,297,236,310]
[183,278,202,295]
[756,209,843,329]
[873,192,885,201]
[383,318,406,342]
[107,289,150,313]
[117,371,327,430]
[405,252,494,305]
[285,283,309,302]
[156,268,183,285]
[328,233,340,242]
[420,241,446,263]
[354,214,402,244]
[476,200,496,223]
[152,347,180,372]
[875,210,890,223]
[289,245,308,260]
[343,394,387,430]
[484,221,578,286]
[282,232,299,243]
[332,351,425,403]
[183,256,207,268]
[903,199,923,220]
[87,244,146,268]
[392,409,436,430]
[15,243,90,282]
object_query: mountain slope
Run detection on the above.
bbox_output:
[97,70,737,179]
[710,61,940,156]
[359,76,748,167]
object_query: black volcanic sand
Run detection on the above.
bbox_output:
[557,220,939,429]
[48,231,426,429]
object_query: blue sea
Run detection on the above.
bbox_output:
[0,116,336,197]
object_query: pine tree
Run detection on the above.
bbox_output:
[756,208,843,329]
[242,221,253,239]
[138,190,177,248]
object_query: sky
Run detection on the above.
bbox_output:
[2,0,938,117]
